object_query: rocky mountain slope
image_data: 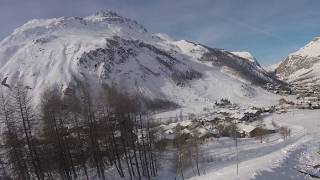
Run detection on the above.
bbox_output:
[231,51,259,65]
[277,37,320,86]
[0,10,283,112]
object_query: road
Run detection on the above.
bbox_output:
[190,109,320,180]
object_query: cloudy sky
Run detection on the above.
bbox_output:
[1,0,320,65]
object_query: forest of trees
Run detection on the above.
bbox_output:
[0,83,159,180]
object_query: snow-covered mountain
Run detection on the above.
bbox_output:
[277,37,320,86]
[231,51,258,65]
[264,62,281,74]
[0,10,283,112]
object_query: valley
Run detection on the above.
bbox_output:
[1,9,320,180]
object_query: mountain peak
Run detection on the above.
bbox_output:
[231,51,257,63]
[83,10,147,32]
[93,10,122,18]
[276,36,320,83]
[0,10,281,108]
[5,10,148,44]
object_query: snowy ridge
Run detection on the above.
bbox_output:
[0,10,283,112]
[291,37,320,57]
[231,51,257,64]
[277,37,320,85]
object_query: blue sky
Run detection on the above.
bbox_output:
[1,0,320,65]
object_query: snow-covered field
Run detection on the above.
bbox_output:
[187,109,320,180]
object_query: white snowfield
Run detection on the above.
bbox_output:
[1,10,319,180]
[0,10,281,111]
[188,110,320,180]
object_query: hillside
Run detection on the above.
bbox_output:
[0,10,283,113]
[277,37,320,86]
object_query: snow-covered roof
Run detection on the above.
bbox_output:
[231,113,246,119]
[181,128,191,134]
[179,120,192,127]
[245,109,259,114]
[159,123,177,131]
[237,123,256,133]
[165,129,173,135]
[197,127,209,137]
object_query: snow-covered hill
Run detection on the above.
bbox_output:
[0,10,283,112]
[231,51,258,64]
[277,37,320,86]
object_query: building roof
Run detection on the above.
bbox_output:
[232,113,246,120]
[237,123,256,133]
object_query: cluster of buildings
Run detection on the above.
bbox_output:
[153,102,277,142]
[292,84,320,109]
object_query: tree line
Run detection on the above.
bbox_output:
[0,83,159,180]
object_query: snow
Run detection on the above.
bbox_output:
[158,120,193,137]
[197,127,209,137]
[277,37,320,84]
[291,37,320,57]
[0,11,282,111]
[237,123,256,133]
[231,51,257,63]
[231,113,246,120]
[1,10,319,180]
[181,128,191,134]
[245,109,259,114]
[264,62,281,73]
[179,120,193,127]
[187,109,320,180]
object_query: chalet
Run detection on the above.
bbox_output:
[197,127,219,139]
[231,109,261,122]
[237,123,276,138]
[244,108,261,120]
[237,123,257,138]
